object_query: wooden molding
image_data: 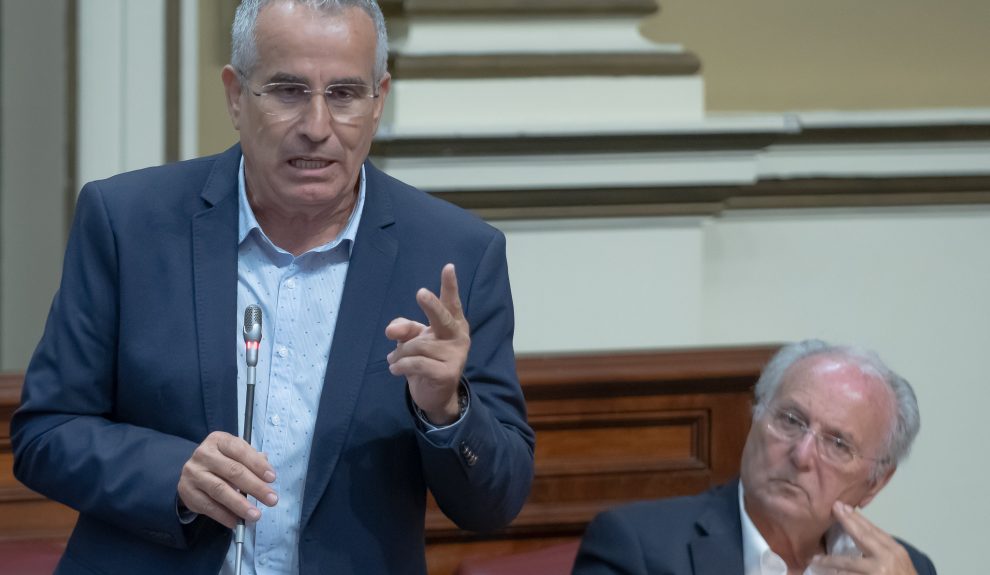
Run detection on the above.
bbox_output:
[401,0,659,17]
[373,122,989,159]
[517,346,778,394]
[390,51,700,80]
[426,176,990,220]
[781,123,990,146]
[379,0,404,18]
[371,123,990,219]
[373,130,770,158]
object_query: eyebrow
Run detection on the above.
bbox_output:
[262,73,370,88]
[264,72,308,85]
[781,403,859,445]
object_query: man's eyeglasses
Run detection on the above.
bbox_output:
[764,408,881,466]
[240,74,379,125]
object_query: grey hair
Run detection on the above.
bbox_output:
[752,339,921,482]
[231,0,389,83]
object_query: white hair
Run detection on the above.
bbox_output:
[753,339,921,482]
[231,0,389,83]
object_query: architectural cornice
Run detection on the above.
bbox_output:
[389,51,700,80]
[371,111,990,219]
[399,0,659,17]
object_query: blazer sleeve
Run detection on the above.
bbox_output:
[10,183,200,549]
[905,544,937,575]
[572,508,651,575]
[413,230,536,532]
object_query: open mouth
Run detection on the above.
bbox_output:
[289,158,332,170]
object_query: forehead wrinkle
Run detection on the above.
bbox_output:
[777,355,894,447]
[253,5,377,84]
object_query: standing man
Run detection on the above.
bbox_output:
[11,1,534,574]
[573,340,936,574]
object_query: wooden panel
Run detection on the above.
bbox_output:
[424,345,777,573]
[0,345,778,574]
[0,374,78,541]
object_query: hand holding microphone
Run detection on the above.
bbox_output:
[177,305,278,532]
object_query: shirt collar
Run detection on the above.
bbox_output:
[738,483,861,575]
[236,155,366,254]
[739,482,773,575]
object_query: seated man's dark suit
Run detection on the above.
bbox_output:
[12,144,535,575]
[572,480,936,575]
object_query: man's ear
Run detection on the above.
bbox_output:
[221,65,243,131]
[370,72,391,131]
[857,465,896,508]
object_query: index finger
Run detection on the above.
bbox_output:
[415,265,464,340]
[438,263,464,319]
[831,501,892,557]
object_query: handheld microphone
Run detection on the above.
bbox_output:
[235,304,263,575]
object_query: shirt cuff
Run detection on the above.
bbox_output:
[413,381,470,435]
[176,495,198,525]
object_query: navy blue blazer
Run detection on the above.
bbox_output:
[573,480,936,575]
[12,144,535,575]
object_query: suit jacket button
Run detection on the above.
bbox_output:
[460,442,478,467]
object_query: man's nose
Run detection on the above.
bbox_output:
[790,431,817,469]
[298,93,334,141]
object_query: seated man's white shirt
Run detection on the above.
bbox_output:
[739,484,861,575]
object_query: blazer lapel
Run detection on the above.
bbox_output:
[300,162,398,527]
[192,145,242,435]
[689,480,745,575]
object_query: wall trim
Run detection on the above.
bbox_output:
[429,175,990,220]
[373,121,990,158]
[401,0,659,17]
[390,51,699,80]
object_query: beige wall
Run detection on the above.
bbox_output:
[197,0,239,156]
[196,0,990,153]
[500,206,990,573]
[641,0,990,111]
[0,0,70,370]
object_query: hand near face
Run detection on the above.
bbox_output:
[385,264,470,426]
[810,501,917,575]
[177,431,278,529]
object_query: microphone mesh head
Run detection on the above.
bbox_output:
[244,304,262,332]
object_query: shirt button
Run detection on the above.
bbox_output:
[258,555,268,566]
[285,278,296,289]
[277,346,288,358]
[270,414,281,426]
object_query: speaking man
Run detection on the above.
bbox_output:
[573,340,935,575]
[11,1,534,574]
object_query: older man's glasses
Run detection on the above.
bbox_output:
[246,79,379,125]
[764,408,878,466]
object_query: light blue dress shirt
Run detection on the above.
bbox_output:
[221,158,365,575]
[215,157,466,575]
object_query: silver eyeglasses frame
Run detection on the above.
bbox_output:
[763,407,884,466]
[236,70,380,124]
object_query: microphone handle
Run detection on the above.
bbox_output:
[244,364,256,445]
[235,360,258,575]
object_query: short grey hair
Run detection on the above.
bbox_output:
[231,0,389,83]
[753,339,921,481]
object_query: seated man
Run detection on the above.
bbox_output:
[573,339,936,575]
